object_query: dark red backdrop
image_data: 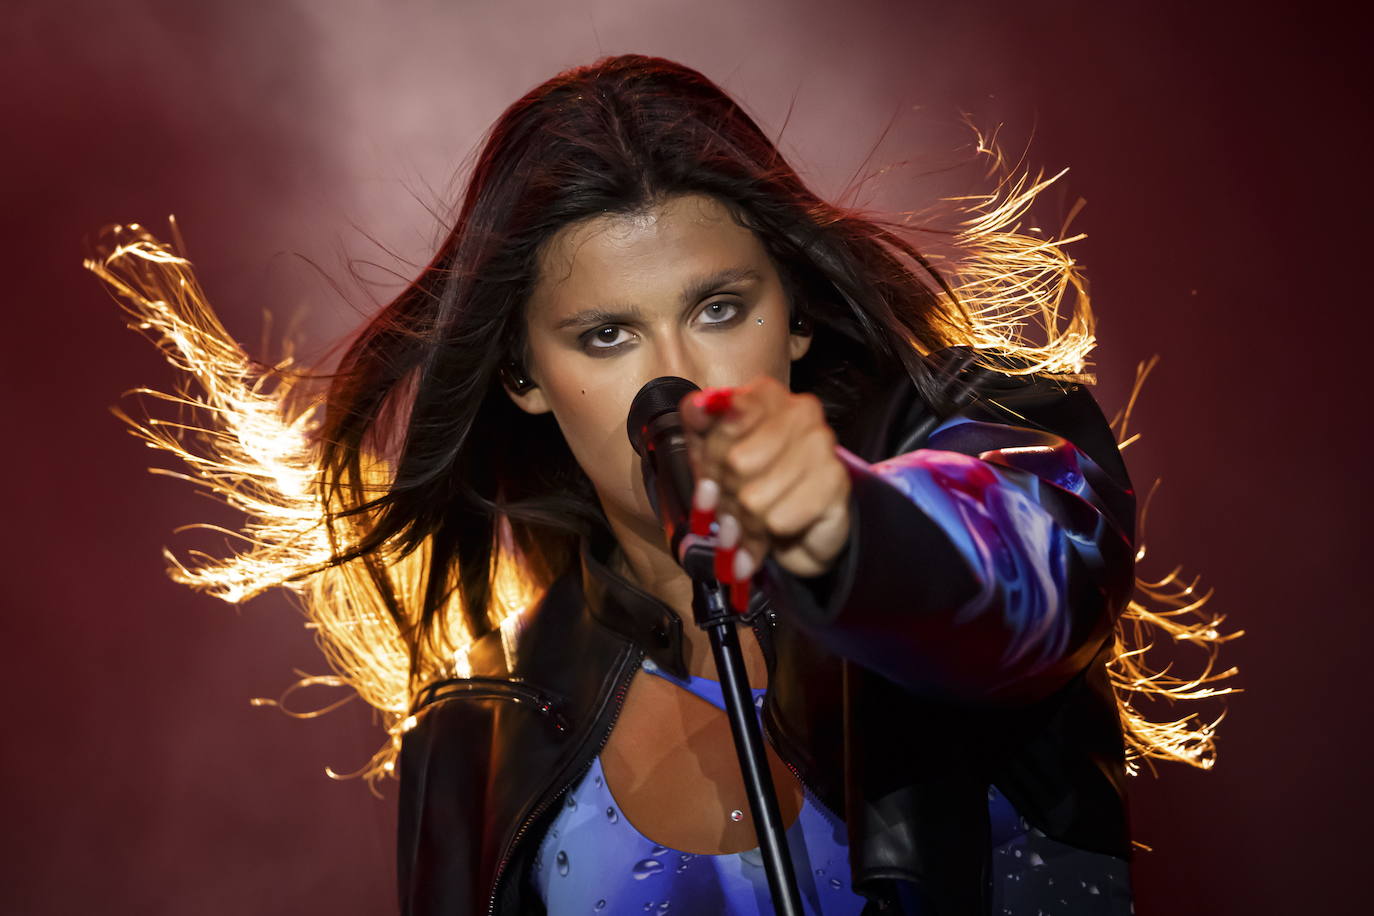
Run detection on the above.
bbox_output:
[3,1,1365,913]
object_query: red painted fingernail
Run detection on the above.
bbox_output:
[730,578,751,614]
[702,387,734,416]
[690,506,715,537]
[715,545,736,584]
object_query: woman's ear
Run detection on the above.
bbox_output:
[499,360,551,414]
[788,314,813,362]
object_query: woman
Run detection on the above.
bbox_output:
[89,53,1231,916]
[354,54,1136,915]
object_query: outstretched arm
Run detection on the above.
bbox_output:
[682,375,1136,708]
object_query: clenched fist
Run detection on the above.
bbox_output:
[679,376,852,586]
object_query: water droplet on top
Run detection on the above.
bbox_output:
[594,774,603,787]
[556,850,570,877]
[657,902,671,913]
[1013,848,1022,858]
[754,694,764,708]
[606,806,619,824]
[632,858,665,880]
[595,901,606,911]
[1087,885,1100,895]
[679,853,694,862]
[566,794,577,809]
[650,845,667,857]
[815,868,825,876]
[1027,851,1045,867]
[829,878,842,890]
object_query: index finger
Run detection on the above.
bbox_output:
[710,375,789,439]
[680,386,735,433]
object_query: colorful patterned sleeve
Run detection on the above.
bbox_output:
[765,395,1137,707]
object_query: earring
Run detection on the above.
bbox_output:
[499,359,535,394]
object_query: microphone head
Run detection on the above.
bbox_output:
[626,376,700,457]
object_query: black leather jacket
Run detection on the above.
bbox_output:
[396,354,1137,915]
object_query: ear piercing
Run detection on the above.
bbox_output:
[499,359,535,393]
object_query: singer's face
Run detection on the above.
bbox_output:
[510,192,812,534]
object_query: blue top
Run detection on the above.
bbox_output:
[533,657,866,915]
[532,657,1133,913]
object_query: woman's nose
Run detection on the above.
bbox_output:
[649,338,707,389]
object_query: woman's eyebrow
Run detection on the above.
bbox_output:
[553,266,762,330]
[554,305,646,331]
[678,266,761,308]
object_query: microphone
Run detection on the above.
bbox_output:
[626,376,710,576]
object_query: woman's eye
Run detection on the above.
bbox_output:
[699,300,742,325]
[580,302,742,355]
[584,326,630,352]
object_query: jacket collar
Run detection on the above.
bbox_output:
[576,522,781,682]
[577,525,690,680]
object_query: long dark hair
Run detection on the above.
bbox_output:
[318,53,987,685]
[91,51,1234,785]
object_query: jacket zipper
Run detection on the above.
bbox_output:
[485,645,644,916]
[758,691,837,821]
[749,612,842,823]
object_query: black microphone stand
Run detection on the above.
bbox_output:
[686,560,802,915]
[629,379,804,916]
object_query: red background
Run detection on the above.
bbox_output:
[3,1,1365,912]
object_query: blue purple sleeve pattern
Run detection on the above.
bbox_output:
[766,413,1136,707]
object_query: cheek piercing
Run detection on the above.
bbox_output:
[755,317,764,325]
